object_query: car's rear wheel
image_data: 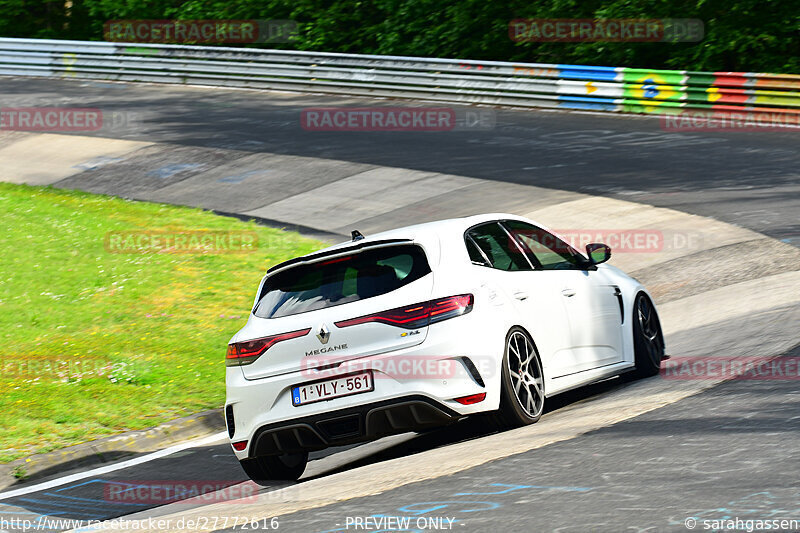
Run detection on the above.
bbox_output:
[239,452,308,485]
[491,327,545,428]
[632,293,664,378]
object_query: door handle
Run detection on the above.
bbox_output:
[513,290,528,301]
[561,288,576,297]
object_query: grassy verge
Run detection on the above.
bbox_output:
[0,183,324,462]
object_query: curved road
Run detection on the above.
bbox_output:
[0,76,798,533]
[0,78,797,244]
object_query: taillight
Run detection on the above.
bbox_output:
[226,328,311,367]
[335,302,431,329]
[335,294,473,330]
[429,294,474,323]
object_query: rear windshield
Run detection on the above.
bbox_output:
[253,244,431,319]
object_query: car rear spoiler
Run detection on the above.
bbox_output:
[267,238,413,274]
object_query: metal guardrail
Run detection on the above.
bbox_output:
[1,37,798,115]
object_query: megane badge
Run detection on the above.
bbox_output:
[317,324,331,344]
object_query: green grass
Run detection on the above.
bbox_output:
[0,183,324,463]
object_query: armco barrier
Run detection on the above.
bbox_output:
[0,38,798,116]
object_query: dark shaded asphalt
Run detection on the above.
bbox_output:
[1,78,798,245]
[250,345,800,533]
[0,443,245,531]
[0,441,376,532]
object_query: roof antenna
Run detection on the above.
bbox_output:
[351,230,365,241]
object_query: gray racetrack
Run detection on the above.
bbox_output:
[0,76,798,533]
[1,78,798,245]
[266,357,800,533]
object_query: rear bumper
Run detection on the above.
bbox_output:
[248,395,460,457]
[226,311,504,459]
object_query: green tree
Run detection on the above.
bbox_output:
[0,0,797,73]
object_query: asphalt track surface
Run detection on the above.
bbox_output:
[0,77,798,532]
[1,78,798,245]
[268,351,800,533]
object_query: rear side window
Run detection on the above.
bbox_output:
[254,245,431,319]
[466,236,490,266]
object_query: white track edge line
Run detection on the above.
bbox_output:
[0,432,228,501]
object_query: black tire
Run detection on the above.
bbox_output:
[239,452,308,485]
[490,327,545,429]
[632,293,665,378]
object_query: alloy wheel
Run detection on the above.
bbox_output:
[506,331,545,418]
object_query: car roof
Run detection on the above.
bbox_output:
[324,213,534,250]
[267,213,546,275]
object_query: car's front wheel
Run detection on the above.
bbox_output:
[239,452,308,485]
[491,327,545,428]
[632,293,665,378]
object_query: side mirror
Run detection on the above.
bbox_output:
[586,243,611,265]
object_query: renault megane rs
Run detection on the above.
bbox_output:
[225,213,665,482]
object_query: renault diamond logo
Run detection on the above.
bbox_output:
[316,324,330,345]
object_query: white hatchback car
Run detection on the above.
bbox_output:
[225,214,664,482]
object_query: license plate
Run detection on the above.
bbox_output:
[291,371,373,406]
